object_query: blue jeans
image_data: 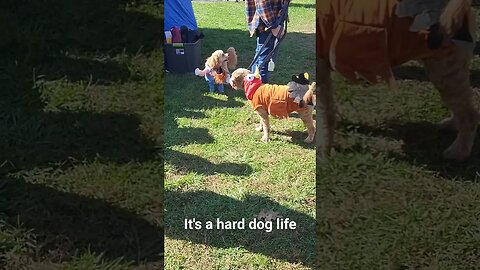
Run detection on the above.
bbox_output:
[205,74,224,93]
[252,31,278,83]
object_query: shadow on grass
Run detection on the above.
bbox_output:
[165,190,315,267]
[165,62,252,175]
[166,150,253,176]
[274,130,316,149]
[0,110,157,174]
[0,178,163,264]
[0,0,163,83]
[0,0,164,171]
[0,0,164,266]
[393,65,480,88]
[289,2,316,9]
[163,89,253,175]
[339,120,480,181]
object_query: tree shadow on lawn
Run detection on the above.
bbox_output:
[166,150,253,176]
[0,0,164,265]
[165,190,315,268]
[165,69,252,175]
[393,65,480,88]
[338,120,480,181]
[0,0,163,84]
[289,2,316,9]
[0,178,164,265]
[0,0,165,172]
[0,110,158,173]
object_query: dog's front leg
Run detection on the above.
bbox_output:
[256,108,270,142]
[299,108,316,143]
[424,46,479,161]
[255,117,264,132]
[317,59,335,158]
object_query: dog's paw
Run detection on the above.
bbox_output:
[255,124,263,132]
[261,135,270,142]
[443,143,469,161]
[304,135,314,143]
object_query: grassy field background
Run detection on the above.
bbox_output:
[164,0,316,269]
[1,1,164,269]
[317,18,480,270]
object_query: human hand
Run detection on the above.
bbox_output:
[194,68,201,76]
[271,25,285,38]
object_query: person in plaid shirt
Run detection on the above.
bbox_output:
[246,0,285,83]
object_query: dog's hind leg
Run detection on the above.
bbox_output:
[255,108,270,142]
[423,46,480,161]
[299,108,316,143]
[317,59,335,158]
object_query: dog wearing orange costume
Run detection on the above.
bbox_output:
[230,67,316,143]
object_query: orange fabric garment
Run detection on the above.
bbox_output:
[249,84,303,118]
[317,0,453,84]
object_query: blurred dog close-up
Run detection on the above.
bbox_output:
[230,68,316,143]
[317,0,480,161]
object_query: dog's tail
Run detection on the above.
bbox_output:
[227,47,237,70]
[440,0,476,38]
[303,82,316,107]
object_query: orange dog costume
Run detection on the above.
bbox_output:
[244,76,303,118]
[317,0,457,86]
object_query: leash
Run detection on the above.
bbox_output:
[247,0,291,71]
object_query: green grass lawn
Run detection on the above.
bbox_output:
[1,1,164,269]
[317,39,480,270]
[164,0,316,269]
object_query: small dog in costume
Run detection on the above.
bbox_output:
[229,67,316,143]
[195,47,237,93]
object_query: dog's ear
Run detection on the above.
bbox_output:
[206,55,216,69]
[226,47,237,70]
[302,82,316,106]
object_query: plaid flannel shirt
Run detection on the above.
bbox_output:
[246,0,284,37]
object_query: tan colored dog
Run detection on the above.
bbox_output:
[195,47,237,84]
[230,68,316,143]
[317,0,479,161]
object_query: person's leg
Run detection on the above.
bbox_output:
[252,31,277,83]
[217,83,224,93]
[205,75,215,92]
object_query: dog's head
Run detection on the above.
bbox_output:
[206,50,229,70]
[229,68,251,90]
